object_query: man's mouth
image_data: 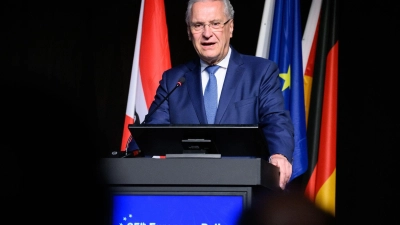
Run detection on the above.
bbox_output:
[202,42,215,46]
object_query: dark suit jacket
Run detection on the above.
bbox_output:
[144,47,294,161]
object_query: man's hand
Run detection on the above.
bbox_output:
[269,154,292,190]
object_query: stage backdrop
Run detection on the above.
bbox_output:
[3,0,400,224]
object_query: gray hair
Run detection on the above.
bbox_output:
[185,0,235,25]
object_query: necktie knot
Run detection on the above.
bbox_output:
[205,65,220,75]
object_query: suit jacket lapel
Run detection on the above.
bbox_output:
[185,60,208,124]
[215,48,244,124]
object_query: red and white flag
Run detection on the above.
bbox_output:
[120,0,171,151]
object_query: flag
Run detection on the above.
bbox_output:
[303,0,338,216]
[255,0,276,58]
[267,0,308,181]
[302,0,322,125]
[120,0,171,151]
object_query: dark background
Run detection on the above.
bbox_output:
[2,0,399,224]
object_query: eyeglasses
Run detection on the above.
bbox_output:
[190,19,231,33]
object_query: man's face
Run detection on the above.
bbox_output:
[187,1,233,65]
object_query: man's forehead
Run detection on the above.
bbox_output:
[191,1,225,21]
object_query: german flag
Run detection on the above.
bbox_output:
[303,0,338,216]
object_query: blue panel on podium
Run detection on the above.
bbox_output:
[110,187,246,225]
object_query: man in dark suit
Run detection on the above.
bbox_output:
[136,0,294,190]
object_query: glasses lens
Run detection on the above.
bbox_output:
[191,20,230,32]
[211,22,221,29]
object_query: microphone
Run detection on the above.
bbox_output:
[119,77,185,158]
[142,77,186,124]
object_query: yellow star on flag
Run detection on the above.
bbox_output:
[279,66,291,91]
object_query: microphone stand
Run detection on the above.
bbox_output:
[118,77,186,158]
[142,77,185,124]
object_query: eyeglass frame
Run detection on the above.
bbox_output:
[189,19,232,33]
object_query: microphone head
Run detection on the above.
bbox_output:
[177,77,186,86]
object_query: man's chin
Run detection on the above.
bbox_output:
[200,53,219,64]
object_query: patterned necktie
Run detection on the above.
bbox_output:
[204,65,220,124]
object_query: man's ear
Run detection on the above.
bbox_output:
[187,27,192,41]
[229,20,234,38]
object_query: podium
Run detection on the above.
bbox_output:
[99,157,280,224]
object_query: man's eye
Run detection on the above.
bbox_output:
[212,22,221,27]
[193,24,202,28]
